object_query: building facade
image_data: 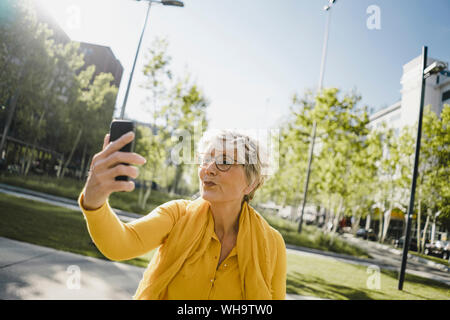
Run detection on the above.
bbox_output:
[36,5,123,91]
[77,42,124,90]
[369,55,450,132]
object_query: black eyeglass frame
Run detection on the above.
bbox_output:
[198,153,242,172]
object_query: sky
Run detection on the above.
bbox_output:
[34,0,450,132]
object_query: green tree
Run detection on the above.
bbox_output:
[260,94,311,206]
[0,0,56,162]
[134,124,169,209]
[311,88,369,234]
[262,88,371,234]
[163,75,209,195]
[434,105,450,230]
[143,38,209,198]
[416,105,450,249]
[370,123,400,242]
[60,70,118,179]
[0,0,119,179]
[346,128,382,235]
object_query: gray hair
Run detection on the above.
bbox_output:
[197,129,267,203]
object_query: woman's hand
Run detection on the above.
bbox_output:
[82,131,146,210]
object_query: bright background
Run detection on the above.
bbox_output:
[35,0,450,131]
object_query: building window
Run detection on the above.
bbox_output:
[442,90,450,114]
[442,90,450,104]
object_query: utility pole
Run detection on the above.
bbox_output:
[298,0,336,233]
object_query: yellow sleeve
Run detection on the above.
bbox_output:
[271,230,287,300]
[78,191,188,261]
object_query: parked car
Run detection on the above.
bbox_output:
[394,236,418,252]
[424,241,450,260]
[355,228,377,241]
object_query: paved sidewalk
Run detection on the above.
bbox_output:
[342,234,449,272]
[0,237,143,299]
[0,237,323,300]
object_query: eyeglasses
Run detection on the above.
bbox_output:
[199,154,239,172]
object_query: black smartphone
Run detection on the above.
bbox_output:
[109,119,136,181]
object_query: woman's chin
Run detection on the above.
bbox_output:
[200,191,215,202]
[201,192,240,205]
[201,189,224,203]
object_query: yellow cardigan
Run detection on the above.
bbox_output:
[78,192,286,300]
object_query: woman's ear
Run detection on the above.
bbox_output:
[244,179,258,195]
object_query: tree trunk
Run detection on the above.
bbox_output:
[381,210,391,243]
[60,129,82,179]
[365,212,372,230]
[56,155,64,178]
[331,211,340,234]
[431,213,437,243]
[421,212,430,254]
[382,203,392,243]
[322,208,328,232]
[142,181,153,209]
[79,144,87,180]
[20,146,28,175]
[349,205,359,234]
[416,196,422,253]
[24,110,47,176]
[170,164,184,195]
[138,178,144,207]
[331,197,343,234]
[83,154,94,180]
[0,72,23,157]
[23,147,34,176]
[352,214,361,235]
[378,204,385,243]
[315,205,322,225]
[323,198,332,232]
[325,204,333,233]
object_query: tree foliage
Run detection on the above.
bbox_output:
[260,86,450,237]
[0,1,118,179]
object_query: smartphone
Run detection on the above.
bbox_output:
[109,119,136,181]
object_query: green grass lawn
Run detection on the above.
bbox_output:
[1,192,449,300]
[286,253,450,300]
[0,173,86,200]
[0,192,153,268]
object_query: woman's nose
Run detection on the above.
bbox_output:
[204,160,217,175]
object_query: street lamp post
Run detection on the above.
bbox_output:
[397,46,447,290]
[119,0,184,120]
[298,0,337,233]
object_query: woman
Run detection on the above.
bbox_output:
[78,129,286,300]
